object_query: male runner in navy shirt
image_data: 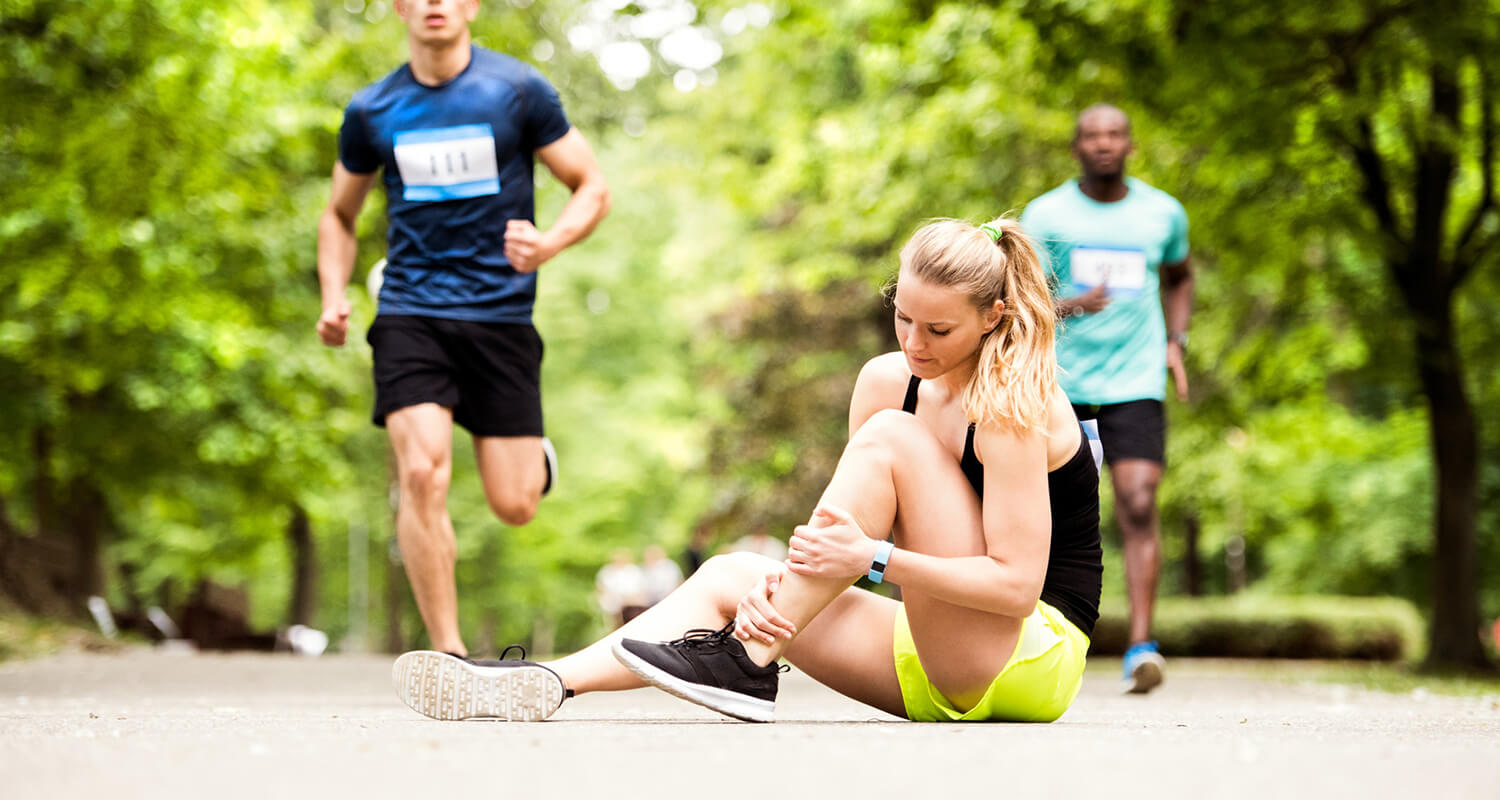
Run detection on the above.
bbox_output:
[316,0,609,658]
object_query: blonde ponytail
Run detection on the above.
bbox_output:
[899,217,1057,432]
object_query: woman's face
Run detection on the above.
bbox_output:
[892,271,1001,380]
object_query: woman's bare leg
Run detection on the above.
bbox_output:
[742,409,1023,708]
[545,552,779,693]
[551,409,1020,708]
[780,587,906,716]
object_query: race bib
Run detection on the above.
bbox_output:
[394,124,500,202]
[1070,246,1148,297]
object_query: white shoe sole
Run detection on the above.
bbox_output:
[540,437,558,497]
[366,257,386,303]
[611,639,775,723]
[392,650,564,721]
[1123,652,1165,695]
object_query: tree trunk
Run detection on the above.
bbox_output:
[1412,305,1490,669]
[288,505,316,626]
[0,428,107,616]
[68,480,106,602]
[1183,512,1203,597]
[0,494,23,608]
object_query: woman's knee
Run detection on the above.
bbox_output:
[848,408,930,461]
[859,408,927,439]
[692,552,781,615]
[699,552,781,583]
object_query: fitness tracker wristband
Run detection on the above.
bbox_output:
[868,540,895,584]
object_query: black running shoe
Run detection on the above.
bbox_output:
[392,645,571,721]
[611,623,785,722]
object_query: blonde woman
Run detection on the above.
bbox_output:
[393,218,1102,723]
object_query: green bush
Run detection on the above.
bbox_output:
[1088,595,1425,661]
[0,611,126,663]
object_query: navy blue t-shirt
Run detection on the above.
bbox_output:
[339,46,572,323]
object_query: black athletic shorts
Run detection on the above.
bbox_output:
[1071,399,1165,466]
[367,314,544,438]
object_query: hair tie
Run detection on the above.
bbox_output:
[978,222,1003,243]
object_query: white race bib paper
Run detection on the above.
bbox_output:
[1070,246,1148,297]
[394,124,500,202]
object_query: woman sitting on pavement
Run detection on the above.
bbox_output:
[393,217,1102,723]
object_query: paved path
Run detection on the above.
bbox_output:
[2,650,1496,799]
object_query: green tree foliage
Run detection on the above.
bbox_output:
[0,0,725,650]
[1017,0,1498,668]
[1,0,382,614]
[670,0,1497,667]
[3,0,1495,664]
[663,2,1083,537]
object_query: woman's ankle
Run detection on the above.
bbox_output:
[741,637,786,668]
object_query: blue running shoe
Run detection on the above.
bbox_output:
[1122,640,1165,694]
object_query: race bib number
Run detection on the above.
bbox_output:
[394,124,500,202]
[1070,246,1148,296]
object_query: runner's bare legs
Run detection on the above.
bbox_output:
[387,403,465,656]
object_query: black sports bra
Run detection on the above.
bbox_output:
[902,376,985,496]
[899,375,1103,636]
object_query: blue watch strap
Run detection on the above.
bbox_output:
[868,540,895,584]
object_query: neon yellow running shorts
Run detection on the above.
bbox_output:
[893,599,1089,723]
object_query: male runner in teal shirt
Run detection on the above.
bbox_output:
[1021,104,1195,694]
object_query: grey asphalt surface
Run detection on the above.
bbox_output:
[2,649,1496,799]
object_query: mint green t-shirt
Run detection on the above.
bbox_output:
[1020,177,1189,405]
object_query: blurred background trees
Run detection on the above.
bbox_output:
[2,0,1495,667]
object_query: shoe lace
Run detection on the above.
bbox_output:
[499,644,528,661]
[666,621,736,648]
[664,624,792,674]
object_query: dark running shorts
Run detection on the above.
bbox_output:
[367,315,544,438]
[1071,399,1165,466]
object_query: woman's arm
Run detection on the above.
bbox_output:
[890,424,1051,616]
